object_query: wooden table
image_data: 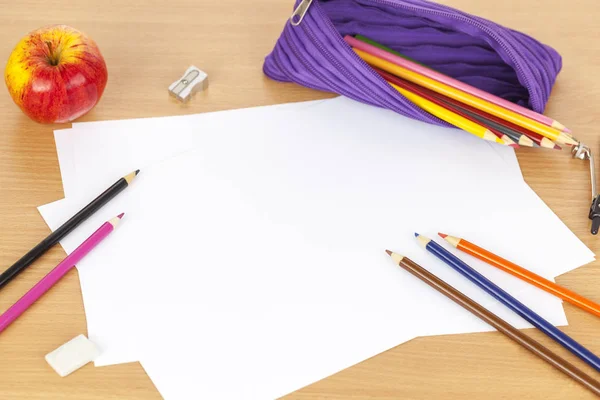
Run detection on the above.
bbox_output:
[1,0,599,398]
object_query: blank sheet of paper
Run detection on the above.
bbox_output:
[37,98,593,398]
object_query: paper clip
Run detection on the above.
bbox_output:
[572,142,600,234]
[168,66,208,103]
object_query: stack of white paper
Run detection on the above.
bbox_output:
[36,97,594,399]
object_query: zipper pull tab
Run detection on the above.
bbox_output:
[290,0,313,26]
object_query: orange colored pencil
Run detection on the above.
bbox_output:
[439,233,600,318]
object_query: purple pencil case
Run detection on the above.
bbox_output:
[263,0,563,128]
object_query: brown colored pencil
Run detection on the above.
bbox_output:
[385,250,600,396]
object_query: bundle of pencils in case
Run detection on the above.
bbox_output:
[345,35,577,150]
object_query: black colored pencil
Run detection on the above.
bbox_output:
[456,106,538,148]
[0,169,140,290]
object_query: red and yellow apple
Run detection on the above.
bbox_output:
[5,25,108,123]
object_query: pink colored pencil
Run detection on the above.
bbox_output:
[0,214,124,333]
[344,35,569,133]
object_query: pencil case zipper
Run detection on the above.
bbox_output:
[288,0,555,114]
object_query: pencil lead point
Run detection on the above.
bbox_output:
[124,170,139,184]
[117,213,125,219]
[554,144,562,150]
[414,233,420,237]
[387,250,405,263]
[135,169,140,176]
[415,234,431,248]
[438,233,447,239]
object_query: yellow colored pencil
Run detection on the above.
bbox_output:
[354,48,577,146]
[390,83,505,145]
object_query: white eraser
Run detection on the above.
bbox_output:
[45,335,100,377]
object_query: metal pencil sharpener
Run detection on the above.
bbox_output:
[169,66,209,103]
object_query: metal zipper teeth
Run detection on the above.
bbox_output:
[311,0,540,111]
[306,1,449,125]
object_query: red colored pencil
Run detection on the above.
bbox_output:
[409,80,561,150]
[374,68,518,148]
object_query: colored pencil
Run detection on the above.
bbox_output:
[435,92,561,150]
[352,47,577,146]
[415,233,600,372]
[392,73,561,150]
[354,35,431,69]
[348,35,570,133]
[376,69,539,148]
[385,250,600,397]
[0,214,124,334]
[375,68,517,147]
[0,170,139,291]
[440,233,600,319]
[387,82,504,145]
[458,110,519,147]
[458,107,536,148]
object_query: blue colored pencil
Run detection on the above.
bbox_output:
[415,233,600,372]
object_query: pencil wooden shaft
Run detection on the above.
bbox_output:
[375,68,512,145]
[374,67,502,144]
[395,257,600,396]
[421,236,600,371]
[350,34,568,133]
[390,83,499,143]
[458,108,534,146]
[443,98,549,147]
[0,216,121,333]
[456,239,600,319]
[404,77,551,148]
[354,48,571,143]
[422,93,515,145]
[355,35,430,69]
[0,175,132,290]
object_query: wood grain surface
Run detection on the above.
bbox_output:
[0,0,599,398]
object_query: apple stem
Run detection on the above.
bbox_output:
[45,41,60,66]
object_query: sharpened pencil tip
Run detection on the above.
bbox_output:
[554,144,562,150]
[117,213,125,219]
[438,233,447,239]
[124,170,139,185]
[386,250,405,264]
[414,233,420,237]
